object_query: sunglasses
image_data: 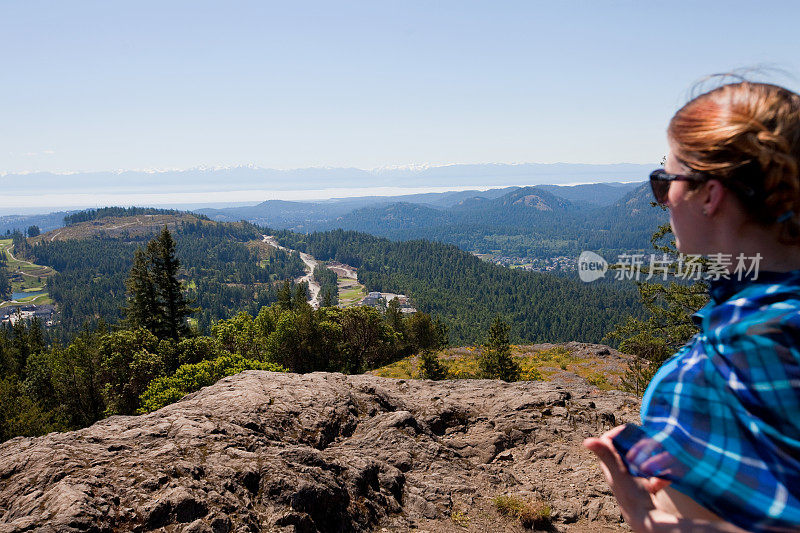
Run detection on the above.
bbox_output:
[649,169,710,205]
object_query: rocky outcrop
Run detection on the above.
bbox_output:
[0,371,640,532]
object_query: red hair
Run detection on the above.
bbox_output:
[669,81,800,243]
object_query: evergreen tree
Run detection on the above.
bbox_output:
[26,225,40,238]
[419,351,447,380]
[479,316,520,382]
[0,269,10,300]
[277,280,293,310]
[150,227,192,341]
[123,247,159,332]
[10,230,30,260]
[122,227,192,341]
[292,282,310,310]
[320,287,335,307]
[408,312,449,380]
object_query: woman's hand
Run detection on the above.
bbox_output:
[583,425,747,533]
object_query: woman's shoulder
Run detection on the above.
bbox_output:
[698,277,800,374]
[704,274,800,339]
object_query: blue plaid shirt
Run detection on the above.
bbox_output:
[613,270,800,532]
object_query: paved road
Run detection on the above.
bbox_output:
[262,235,321,309]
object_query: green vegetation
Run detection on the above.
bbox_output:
[419,351,447,380]
[31,216,305,337]
[124,227,193,341]
[138,354,285,413]
[320,184,666,259]
[478,316,520,382]
[374,345,622,388]
[0,289,450,441]
[374,346,622,390]
[338,283,366,306]
[492,494,552,529]
[0,268,10,301]
[408,311,448,380]
[607,222,708,395]
[313,263,339,307]
[277,229,642,345]
[450,508,470,528]
[63,206,195,225]
[99,328,164,416]
[0,205,670,446]
[0,236,56,306]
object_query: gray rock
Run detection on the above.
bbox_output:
[0,371,639,532]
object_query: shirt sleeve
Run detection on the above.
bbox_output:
[611,307,800,533]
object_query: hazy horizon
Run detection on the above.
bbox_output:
[0,162,650,214]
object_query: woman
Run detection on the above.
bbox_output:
[585,80,800,532]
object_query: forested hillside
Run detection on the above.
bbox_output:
[321,184,667,258]
[277,229,642,344]
[30,216,305,336]
[6,207,647,347]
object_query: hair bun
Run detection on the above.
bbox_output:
[669,81,800,244]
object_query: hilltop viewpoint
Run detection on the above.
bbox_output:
[0,364,638,532]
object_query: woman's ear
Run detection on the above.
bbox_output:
[702,179,726,216]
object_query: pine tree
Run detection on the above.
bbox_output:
[479,316,520,382]
[0,269,10,301]
[292,282,310,310]
[150,227,192,341]
[321,287,335,307]
[419,350,447,380]
[277,280,293,310]
[123,227,192,341]
[123,247,159,332]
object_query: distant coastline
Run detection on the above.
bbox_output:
[0,162,651,214]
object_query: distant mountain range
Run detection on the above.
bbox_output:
[305,183,666,258]
[198,182,642,229]
[196,181,661,258]
[1,179,662,259]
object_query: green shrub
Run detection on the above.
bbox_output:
[100,328,163,416]
[138,353,286,413]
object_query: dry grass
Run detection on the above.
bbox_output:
[492,494,552,529]
[33,214,202,243]
[371,344,622,389]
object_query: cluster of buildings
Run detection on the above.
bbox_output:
[361,292,417,314]
[0,304,56,327]
[484,254,577,272]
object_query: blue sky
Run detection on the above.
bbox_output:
[2,1,800,174]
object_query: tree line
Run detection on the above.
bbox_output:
[277,229,643,345]
[63,206,197,225]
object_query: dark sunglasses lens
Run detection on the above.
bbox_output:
[650,178,669,204]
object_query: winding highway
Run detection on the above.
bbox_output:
[262,235,322,309]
